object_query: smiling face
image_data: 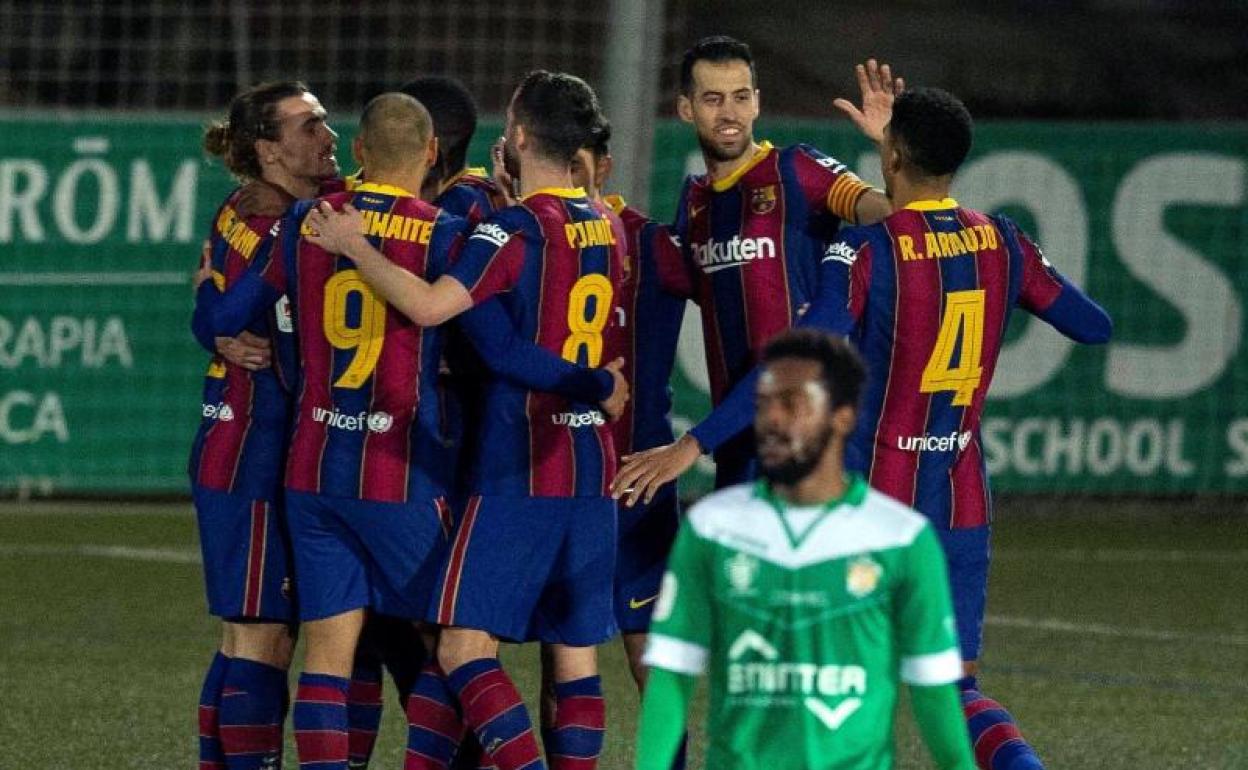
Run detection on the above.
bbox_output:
[258,92,339,185]
[678,59,759,164]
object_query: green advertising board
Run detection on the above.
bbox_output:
[1,114,1245,495]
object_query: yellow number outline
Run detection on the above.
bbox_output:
[561,273,613,366]
[920,289,985,406]
[324,270,387,388]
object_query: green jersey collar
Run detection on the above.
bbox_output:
[753,475,868,549]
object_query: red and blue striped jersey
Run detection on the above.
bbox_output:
[437,168,509,227]
[673,141,871,405]
[197,182,470,503]
[188,187,290,499]
[680,201,1111,528]
[833,200,1111,528]
[601,195,689,456]
[447,188,626,497]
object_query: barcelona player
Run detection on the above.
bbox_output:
[190,81,339,770]
[340,75,512,770]
[195,93,478,770]
[613,37,897,491]
[626,87,1112,770]
[575,122,689,701]
[303,72,628,770]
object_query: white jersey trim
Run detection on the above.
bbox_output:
[686,484,929,569]
[899,648,963,685]
[643,634,708,676]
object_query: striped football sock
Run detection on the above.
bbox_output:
[219,657,287,770]
[542,676,605,770]
[960,678,1045,770]
[404,663,466,769]
[198,651,231,770]
[447,658,544,770]
[347,660,385,768]
[294,672,350,770]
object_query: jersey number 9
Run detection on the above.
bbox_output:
[324,269,387,388]
[920,289,984,406]
[562,273,613,367]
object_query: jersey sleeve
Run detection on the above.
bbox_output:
[791,144,872,224]
[1002,216,1113,344]
[191,211,292,340]
[645,219,695,300]
[894,524,963,686]
[445,214,527,305]
[642,516,715,675]
[456,298,613,403]
[686,232,867,454]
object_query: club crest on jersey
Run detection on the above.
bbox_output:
[750,185,777,215]
[845,556,882,598]
[726,552,760,594]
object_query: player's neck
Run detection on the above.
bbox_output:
[772,449,847,507]
[265,170,318,200]
[518,156,575,197]
[704,140,763,184]
[365,166,426,198]
[889,176,952,211]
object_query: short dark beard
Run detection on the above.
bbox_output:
[696,129,750,164]
[758,422,835,486]
[503,140,521,182]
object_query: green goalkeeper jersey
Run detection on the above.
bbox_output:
[643,475,963,770]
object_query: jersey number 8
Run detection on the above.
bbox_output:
[324,269,387,388]
[561,273,613,367]
[920,289,984,406]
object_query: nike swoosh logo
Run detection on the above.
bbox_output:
[629,595,659,610]
[689,205,707,219]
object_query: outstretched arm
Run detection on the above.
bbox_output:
[303,201,474,327]
[455,299,628,418]
[612,244,860,506]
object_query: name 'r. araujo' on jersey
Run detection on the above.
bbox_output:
[644,477,963,770]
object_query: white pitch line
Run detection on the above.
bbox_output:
[0,271,189,286]
[985,614,1248,647]
[0,543,200,564]
[994,548,1248,564]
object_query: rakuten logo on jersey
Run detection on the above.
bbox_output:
[551,410,605,428]
[897,430,973,453]
[691,235,776,274]
[202,403,235,422]
[311,407,394,433]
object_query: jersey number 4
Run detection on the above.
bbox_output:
[324,269,386,388]
[562,273,613,367]
[920,289,984,406]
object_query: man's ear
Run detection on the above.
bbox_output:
[597,153,614,191]
[352,135,365,168]
[255,137,278,168]
[832,404,857,440]
[513,123,528,153]
[426,135,440,169]
[677,94,694,124]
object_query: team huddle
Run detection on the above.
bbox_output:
[188,35,1111,770]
